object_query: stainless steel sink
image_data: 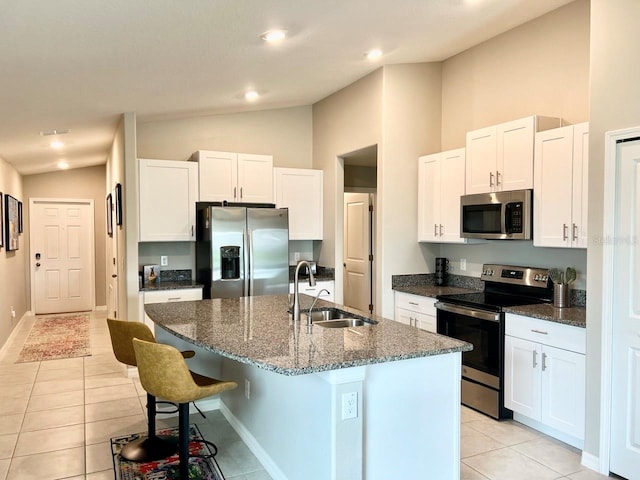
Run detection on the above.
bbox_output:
[304,308,351,322]
[313,318,374,328]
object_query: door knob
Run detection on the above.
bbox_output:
[112,274,118,278]
[35,262,41,267]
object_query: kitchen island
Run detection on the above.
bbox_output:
[146,294,471,480]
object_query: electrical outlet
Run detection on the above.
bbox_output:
[244,379,250,399]
[160,255,168,266]
[460,258,467,271]
[294,252,300,262]
[341,392,358,420]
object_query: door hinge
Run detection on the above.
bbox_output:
[369,304,373,312]
[369,204,373,212]
[369,254,374,261]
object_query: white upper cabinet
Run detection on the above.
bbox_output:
[274,168,323,240]
[533,122,589,248]
[466,116,561,194]
[139,159,198,242]
[192,150,273,203]
[418,148,466,243]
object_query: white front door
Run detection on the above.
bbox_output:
[30,199,94,314]
[343,193,372,313]
[610,138,640,479]
[106,201,119,319]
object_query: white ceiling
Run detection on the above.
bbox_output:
[1,0,574,175]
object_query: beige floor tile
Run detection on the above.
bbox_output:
[84,372,132,390]
[30,379,84,396]
[85,396,144,423]
[461,424,506,458]
[85,383,138,404]
[27,390,84,412]
[0,384,32,399]
[35,365,83,383]
[21,405,84,432]
[86,470,114,480]
[466,418,541,446]
[83,352,118,367]
[567,469,615,479]
[0,365,38,385]
[14,424,85,456]
[461,406,488,423]
[85,413,147,445]
[0,414,23,435]
[0,397,28,416]
[7,446,84,480]
[0,459,8,480]
[37,357,84,372]
[84,362,124,377]
[0,434,17,460]
[86,442,113,473]
[512,436,583,476]
[463,447,561,480]
[461,462,490,479]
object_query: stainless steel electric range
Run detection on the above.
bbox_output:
[435,264,552,419]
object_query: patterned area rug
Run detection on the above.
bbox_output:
[111,425,225,480]
[16,313,91,363]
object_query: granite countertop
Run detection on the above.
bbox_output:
[393,284,477,297]
[140,280,203,292]
[504,304,586,328]
[145,295,472,376]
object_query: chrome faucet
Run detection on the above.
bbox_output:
[306,288,330,326]
[292,260,315,323]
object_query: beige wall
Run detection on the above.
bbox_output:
[441,0,590,150]
[0,157,26,349]
[584,0,640,459]
[23,165,107,307]
[136,106,312,168]
[344,166,377,190]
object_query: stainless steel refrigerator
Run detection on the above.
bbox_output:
[196,203,289,299]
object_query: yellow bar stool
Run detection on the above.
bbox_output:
[133,338,237,479]
[107,318,196,462]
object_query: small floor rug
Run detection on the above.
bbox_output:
[111,425,225,480]
[16,313,91,363]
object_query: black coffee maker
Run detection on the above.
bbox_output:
[435,257,449,286]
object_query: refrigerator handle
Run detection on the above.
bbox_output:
[247,228,254,296]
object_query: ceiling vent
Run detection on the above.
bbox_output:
[40,129,69,136]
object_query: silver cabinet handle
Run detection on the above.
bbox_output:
[434,224,438,237]
[562,223,568,241]
[408,301,419,306]
[233,186,237,199]
[572,223,578,241]
[439,224,443,236]
[240,187,243,199]
[533,350,538,368]
[531,329,548,335]
[168,297,181,301]
[496,170,501,186]
[542,352,548,371]
[489,171,494,187]
[191,225,194,237]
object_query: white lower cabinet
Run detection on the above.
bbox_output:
[289,280,334,302]
[141,288,203,328]
[504,314,585,447]
[394,292,437,332]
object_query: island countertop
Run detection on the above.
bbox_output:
[145,294,472,376]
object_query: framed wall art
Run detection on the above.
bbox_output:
[106,193,113,237]
[0,192,3,248]
[115,183,123,226]
[5,194,19,251]
[18,201,23,233]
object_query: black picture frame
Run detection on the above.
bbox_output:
[18,201,23,233]
[5,194,19,251]
[115,183,123,226]
[106,193,113,237]
[0,192,3,248]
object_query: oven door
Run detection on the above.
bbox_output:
[435,301,502,382]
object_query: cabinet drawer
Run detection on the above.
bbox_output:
[143,288,203,304]
[289,280,334,302]
[395,292,436,315]
[505,313,585,354]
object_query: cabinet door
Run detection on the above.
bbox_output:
[533,126,574,247]
[394,307,413,326]
[439,148,466,243]
[197,151,238,202]
[238,154,273,203]
[497,116,535,191]
[417,154,440,241]
[571,123,589,248]
[416,312,437,333]
[541,345,585,440]
[274,168,323,240]
[504,335,541,420]
[465,125,497,194]
[139,159,198,241]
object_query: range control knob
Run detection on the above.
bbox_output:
[534,274,540,281]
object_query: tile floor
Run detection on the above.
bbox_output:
[0,310,616,480]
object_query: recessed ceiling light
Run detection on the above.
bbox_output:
[50,141,65,149]
[57,160,69,169]
[261,29,287,43]
[365,49,383,61]
[245,91,259,102]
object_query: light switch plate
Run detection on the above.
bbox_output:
[160,256,168,266]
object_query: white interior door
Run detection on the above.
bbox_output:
[343,193,372,312]
[30,199,94,314]
[106,199,119,319]
[610,138,640,479]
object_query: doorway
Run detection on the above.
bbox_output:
[29,199,95,314]
[340,145,377,314]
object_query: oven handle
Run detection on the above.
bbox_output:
[435,302,501,322]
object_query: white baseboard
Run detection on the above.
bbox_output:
[219,402,287,480]
[95,305,107,311]
[0,312,29,362]
[581,451,603,474]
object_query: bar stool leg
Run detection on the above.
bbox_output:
[179,402,190,479]
[147,393,157,439]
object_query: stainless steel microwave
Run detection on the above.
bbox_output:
[460,189,532,240]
